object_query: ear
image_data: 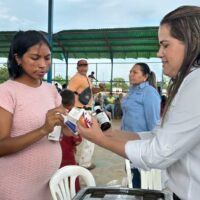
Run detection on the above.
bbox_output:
[14,54,21,65]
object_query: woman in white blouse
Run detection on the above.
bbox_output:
[77,5,200,200]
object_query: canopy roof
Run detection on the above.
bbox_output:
[0,26,159,60]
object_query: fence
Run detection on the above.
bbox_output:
[0,60,163,92]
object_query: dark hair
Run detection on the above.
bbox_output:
[135,62,157,88]
[7,30,51,79]
[60,89,75,107]
[160,6,200,120]
[77,59,88,67]
[62,83,67,90]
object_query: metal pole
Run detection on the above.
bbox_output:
[110,55,113,92]
[53,63,55,80]
[96,63,98,86]
[47,0,53,83]
[64,53,69,85]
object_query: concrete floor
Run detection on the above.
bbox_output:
[76,119,127,187]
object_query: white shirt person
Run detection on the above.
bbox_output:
[76,6,200,200]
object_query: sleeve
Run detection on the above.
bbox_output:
[137,131,154,140]
[143,88,161,130]
[125,75,200,170]
[54,87,62,106]
[46,83,61,107]
[0,84,15,114]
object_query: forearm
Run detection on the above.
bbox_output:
[92,87,102,94]
[0,105,67,157]
[0,127,47,157]
[106,129,140,142]
[96,134,127,158]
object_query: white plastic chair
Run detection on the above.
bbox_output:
[125,159,133,188]
[49,165,96,200]
[125,159,162,190]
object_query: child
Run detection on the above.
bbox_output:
[60,89,82,192]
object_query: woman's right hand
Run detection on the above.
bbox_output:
[77,116,104,144]
[40,106,67,135]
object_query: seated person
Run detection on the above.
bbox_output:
[94,93,104,109]
[105,92,115,118]
[114,94,123,119]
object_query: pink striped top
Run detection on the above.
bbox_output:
[0,80,62,200]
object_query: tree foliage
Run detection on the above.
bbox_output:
[101,77,129,92]
[0,65,9,83]
[112,77,129,91]
[53,75,66,86]
[157,75,170,89]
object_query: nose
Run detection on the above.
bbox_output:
[157,47,162,58]
[39,58,49,69]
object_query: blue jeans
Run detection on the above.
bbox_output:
[131,168,141,188]
[105,104,115,118]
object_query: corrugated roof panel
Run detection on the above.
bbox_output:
[0,27,159,59]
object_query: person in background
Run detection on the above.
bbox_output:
[114,93,123,119]
[160,94,167,116]
[77,6,200,200]
[88,71,98,82]
[61,83,67,91]
[94,92,104,108]
[55,82,62,93]
[121,63,160,188]
[60,89,82,192]
[0,30,67,200]
[67,59,104,170]
[105,92,116,118]
[157,85,162,96]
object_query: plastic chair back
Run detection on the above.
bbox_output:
[49,165,96,200]
[125,159,162,190]
[125,159,133,188]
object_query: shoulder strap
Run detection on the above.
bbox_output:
[74,76,91,96]
[86,76,91,87]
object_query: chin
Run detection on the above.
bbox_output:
[163,69,170,77]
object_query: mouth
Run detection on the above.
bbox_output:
[37,71,46,77]
[162,60,167,67]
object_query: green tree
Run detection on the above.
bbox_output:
[157,75,170,90]
[0,65,9,83]
[53,75,66,86]
[112,77,129,91]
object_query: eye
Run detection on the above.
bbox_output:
[161,42,169,49]
[31,56,39,60]
[163,44,169,48]
[45,55,51,61]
